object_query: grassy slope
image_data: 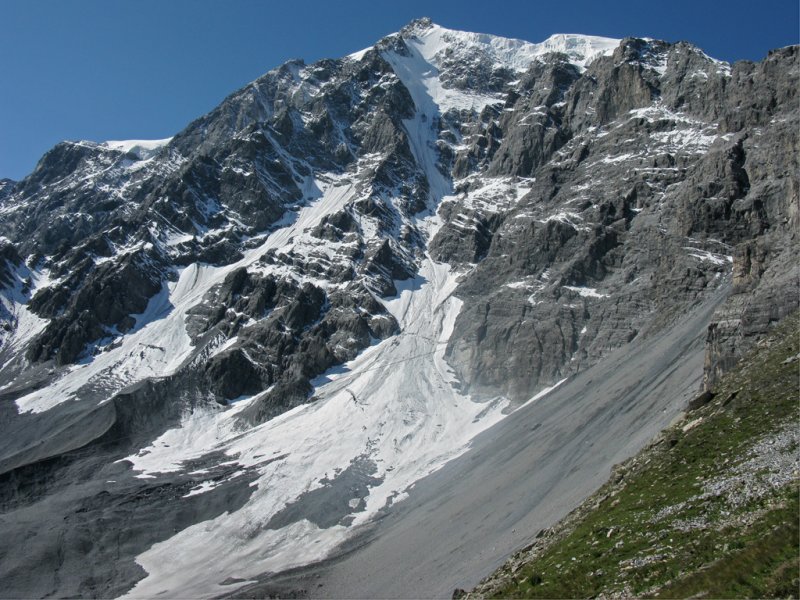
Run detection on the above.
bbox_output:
[470,313,799,599]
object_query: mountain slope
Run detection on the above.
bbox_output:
[466,312,799,599]
[0,18,797,598]
[223,280,729,599]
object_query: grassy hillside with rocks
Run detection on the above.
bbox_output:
[466,312,799,599]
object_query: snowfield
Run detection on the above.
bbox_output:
[122,255,512,599]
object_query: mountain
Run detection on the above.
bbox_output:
[0,18,796,598]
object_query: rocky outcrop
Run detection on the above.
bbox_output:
[0,178,15,203]
[0,21,795,434]
[0,239,22,290]
[26,248,165,365]
[0,48,416,378]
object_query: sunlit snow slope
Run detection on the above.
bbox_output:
[123,243,510,599]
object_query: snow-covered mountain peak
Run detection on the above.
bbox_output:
[398,20,619,72]
[536,33,621,68]
[378,20,619,116]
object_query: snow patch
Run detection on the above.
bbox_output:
[385,25,619,115]
[685,247,733,266]
[563,285,609,298]
[347,46,371,61]
[523,377,568,406]
[101,138,172,160]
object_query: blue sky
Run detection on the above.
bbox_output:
[2,0,798,180]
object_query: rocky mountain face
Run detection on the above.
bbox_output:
[0,18,796,598]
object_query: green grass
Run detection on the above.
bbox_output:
[657,493,798,598]
[489,312,800,599]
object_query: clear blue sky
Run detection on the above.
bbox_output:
[2,0,797,180]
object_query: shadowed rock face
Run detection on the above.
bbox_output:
[0,19,796,599]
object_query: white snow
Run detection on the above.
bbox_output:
[354,22,618,86]
[685,247,733,266]
[183,480,224,498]
[538,210,590,231]
[382,24,619,115]
[409,24,619,73]
[651,55,669,76]
[101,138,172,160]
[563,285,609,299]
[347,46,371,61]
[14,274,194,413]
[627,103,702,125]
[0,263,52,362]
[523,377,568,406]
[601,152,635,164]
[650,128,718,154]
[697,50,731,76]
[442,177,525,215]
[383,46,451,206]
[386,29,502,115]
[505,279,534,289]
[623,104,721,154]
[535,33,621,69]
